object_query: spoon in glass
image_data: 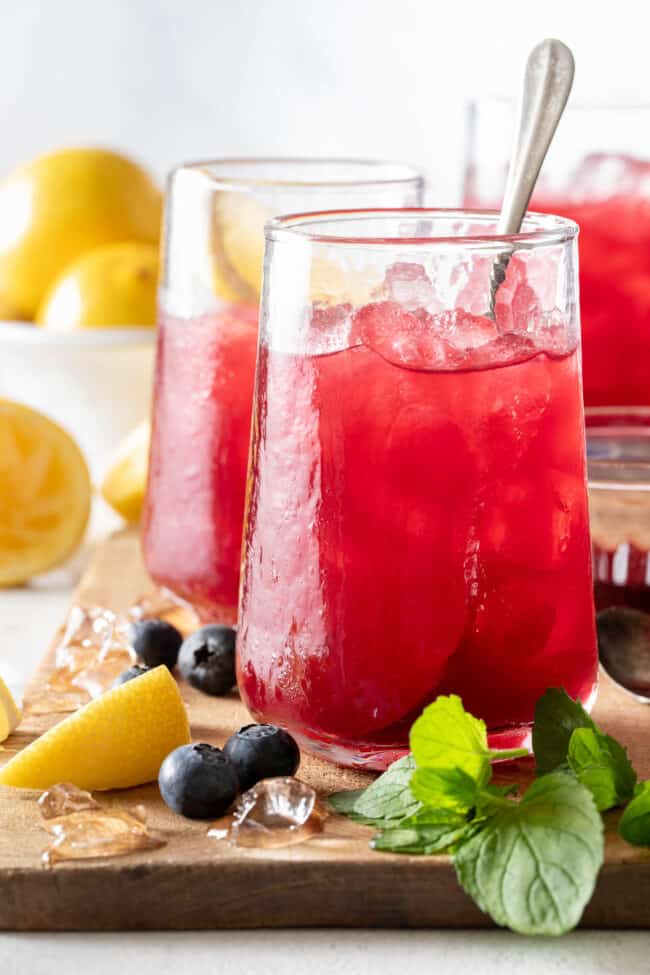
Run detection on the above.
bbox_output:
[488,38,575,316]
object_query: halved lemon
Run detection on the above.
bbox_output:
[0,666,190,790]
[0,400,91,586]
[100,419,150,523]
[0,674,21,742]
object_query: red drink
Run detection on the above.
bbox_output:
[531,155,650,407]
[142,161,424,616]
[238,211,598,769]
[465,103,650,408]
[143,303,258,615]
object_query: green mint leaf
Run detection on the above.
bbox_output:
[532,688,597,774]
[372,807,470,855]
[410,765,486,815]
[330,755,420,827]
[328,790,369,819]
[410,694,492,782]
[567,727,637,811]
[619,781,650,846]
[454,772,604,936]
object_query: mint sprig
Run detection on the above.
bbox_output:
[329,688,646,935]
[454,772,603,936]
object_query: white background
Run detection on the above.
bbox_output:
[2,0,649,200]
[1,0,649,971]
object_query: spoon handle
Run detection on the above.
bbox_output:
[489,38,575,314]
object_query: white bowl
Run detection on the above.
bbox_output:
[0,322,156,480]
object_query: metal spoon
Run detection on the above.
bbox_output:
[597,607,650,703]
[488,38,575,316]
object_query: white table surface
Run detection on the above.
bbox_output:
[0,548,646,975]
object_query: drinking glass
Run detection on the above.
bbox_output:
[464,98,650,408]
[142,159,424,618]
[237,208,598,769]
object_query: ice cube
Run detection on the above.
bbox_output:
[208,777,326,849]
[38,782,100,819]
[307,301,354,355]
[38,784,164,867]
[41,808,164,868]
[352,300,456,370]
[439,309,499,350]
[380,261,435,310]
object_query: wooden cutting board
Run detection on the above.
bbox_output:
[1,528,649,931]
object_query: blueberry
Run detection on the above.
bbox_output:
[223,724,300,792]
[112,664,150,688]
[158,743,239,819]
[178,624,236,695]
[130,619,182,669]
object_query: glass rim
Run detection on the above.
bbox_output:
[265,207,579,248]
[586,407,650,492]
[172,157,425,191]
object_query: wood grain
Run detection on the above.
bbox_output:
[0,528,649,930]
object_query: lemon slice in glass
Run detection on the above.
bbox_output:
[0,400,91,586]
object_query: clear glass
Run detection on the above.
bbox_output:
[237,208,598,770]
[142,159,424,618]
[464,99,650,409]
[587,407,650,612]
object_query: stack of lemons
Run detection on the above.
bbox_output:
[0,148,161,586]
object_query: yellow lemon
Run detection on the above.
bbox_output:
[0,666,190,790]
[0,674,21,743]
[0,148,161,319]
[0,399,91,586]
[212,191,268,302]
[0,295,28,321]
[100,419,150,522]
[36,242,159,329]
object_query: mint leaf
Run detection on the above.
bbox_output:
[533,688,597,774]
[351,754,420,824]
[410,765,487,815]
[454,772,603,935]
[619,781,650,846]
[372,806,470,854]
[567,727,637,811]
[372,821,470,855]
[328,790,369,820]
[329,756,420,828]
[410,694,492,781]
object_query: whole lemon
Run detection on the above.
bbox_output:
[0,148,162,319]
[36,241,159,329]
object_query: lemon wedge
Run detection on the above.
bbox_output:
[0,674,21,743]
[0,666,190,790]
[100,420,150,523]
[0,400,91,586]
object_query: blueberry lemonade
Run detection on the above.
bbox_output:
[237,210,598,769]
